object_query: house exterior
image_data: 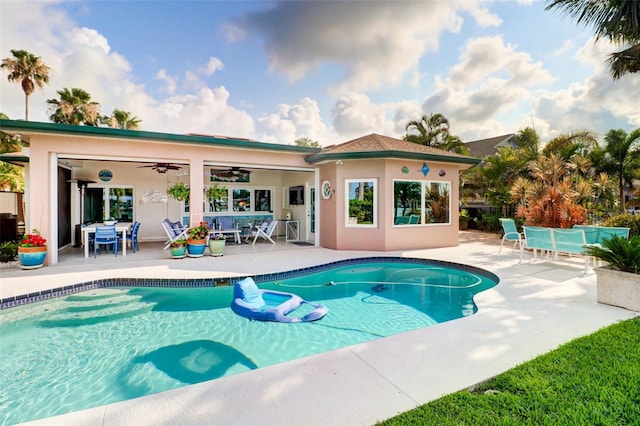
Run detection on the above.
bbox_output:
[0,119,480,264]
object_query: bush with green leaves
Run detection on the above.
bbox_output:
[602,214,640,238]
[0,241,18,263]
[585,235,640,274]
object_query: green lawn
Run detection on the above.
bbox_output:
[380,318,640,425]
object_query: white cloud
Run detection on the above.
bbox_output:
[332,93,395,138]
[237,1,499,94]
[256,97,328,144]
[205,57,224,76]
[155,69,177,94]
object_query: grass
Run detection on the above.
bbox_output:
[380,317,640,425]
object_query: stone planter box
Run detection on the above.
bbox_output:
[595,267,640,312]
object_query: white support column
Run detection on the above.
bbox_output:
[189,158,204,227]
[49,153,58,264]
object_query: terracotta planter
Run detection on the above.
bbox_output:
[169,244,187,259]
[208,239,225,256]
[595,267,640,312]
[18,246,47,270]
[187,238,207,257]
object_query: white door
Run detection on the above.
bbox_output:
[306,185,316,242]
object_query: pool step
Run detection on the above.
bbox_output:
[37,291,154,327]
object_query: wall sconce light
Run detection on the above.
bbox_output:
[335,160,344,165]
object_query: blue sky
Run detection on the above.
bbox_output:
[1,0,638,146]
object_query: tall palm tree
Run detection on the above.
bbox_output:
[602,128,640,212]
[1,49,51,120]
[541,130,599,160]
[545,0,640,80]
[404,113,450,147]
[108,109,141,130]
[47,88,102,126]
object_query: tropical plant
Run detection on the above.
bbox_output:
[585,235,640,274]
[108,109,141,129]
[546,0,640,80]
[167,182,190,201]
[541,130,599,160]
[512,153,587,228]
[187,221,210,240]
[19,229,47,247]
[404,113,450,148]
[205,183,227,211]
[601,128,640,212]
[294,137,321,148]
[0,161,24,192]
[47,88,103,126]
[1,49,50,120]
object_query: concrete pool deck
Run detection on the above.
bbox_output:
[2,232,637,425]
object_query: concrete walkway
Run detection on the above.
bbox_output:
[2,233,636,425]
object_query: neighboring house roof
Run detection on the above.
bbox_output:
[306,133,480,165]
[465,134,516,158]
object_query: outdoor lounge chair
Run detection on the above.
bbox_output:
[499,218,524,254]
[246,220,278,245]
[94,225,118,258]
[162,218,188,249]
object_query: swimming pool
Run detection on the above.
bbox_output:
[0,257,498,424]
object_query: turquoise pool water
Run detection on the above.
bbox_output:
[0,259,498,424]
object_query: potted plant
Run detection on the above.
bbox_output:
[167,182,190,201]
[585,235,640,311]
[187,221,209,257]
[208,233,226,257]
[18,229,47,269]
[169,238,187,259]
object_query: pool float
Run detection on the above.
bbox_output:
[231,277,328,323]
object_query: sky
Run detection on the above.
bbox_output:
[1,0,639,147]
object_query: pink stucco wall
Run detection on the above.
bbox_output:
[319,158,464,251]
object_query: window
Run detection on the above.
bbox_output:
[207,185,229,213]
[255,189,272,212]
[107,187,133,221]
[232,189,251,212]
[394,180,450,225]
[345,179,377,227]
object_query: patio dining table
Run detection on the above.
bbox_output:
[82,222,133,258]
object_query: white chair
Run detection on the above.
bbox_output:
[161,219,189,249]
[246,220,278,245]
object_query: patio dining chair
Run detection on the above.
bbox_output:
[123,221,141,253]
[499,218,524,254]
[94,225,118,258]
[246,220,279,245]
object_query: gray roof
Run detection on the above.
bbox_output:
[465,134,516,158]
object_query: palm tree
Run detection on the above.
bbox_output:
[545,0,640,80]
[404,113,450,147]
[1,49,51,120]
[47,88,102,126]
[602,128,640,212]
[108,109,141,130]
[541,130,599,160]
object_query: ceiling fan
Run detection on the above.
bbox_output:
[138,163,182,174]
[210,167,251,181]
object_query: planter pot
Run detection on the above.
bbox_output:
[595,267,640,312]
[169,244,187,259]
[18,246,47,270]
[187,239,207,257]
[208,239,225,257]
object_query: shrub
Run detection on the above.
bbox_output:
[601,214,640,238]
[585,235,640,274]
[0,241,18,263]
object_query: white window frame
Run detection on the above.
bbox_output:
[345,178,378,228]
